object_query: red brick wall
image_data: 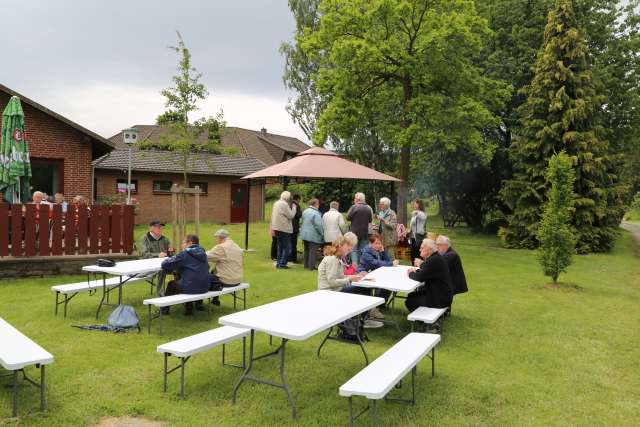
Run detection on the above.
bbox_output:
[0,91,94,200]
[94,170,264,225]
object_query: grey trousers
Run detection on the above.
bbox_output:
[303,240,322,270]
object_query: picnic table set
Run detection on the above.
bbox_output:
[2,260,447,424]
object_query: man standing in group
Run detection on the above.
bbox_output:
[300,198,324,270]
[271,191,294,269]
[376,197,398,260]
[436,235,468,312]
[207,229,244,305]
[289,194,302,263]
[323,201,347,244]
[347,192,373,265]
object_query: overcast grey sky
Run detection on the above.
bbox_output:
[1,0,307,141]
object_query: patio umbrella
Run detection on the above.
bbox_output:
[0,96,31,203]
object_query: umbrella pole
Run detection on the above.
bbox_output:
[244,179,251,250]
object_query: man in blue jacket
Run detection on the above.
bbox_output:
[357,234,399,319]
[161,234,210,315]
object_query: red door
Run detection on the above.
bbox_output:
[230,184,247,223]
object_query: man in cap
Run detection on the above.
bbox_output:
[207,229,244,305]
[139,220,172,259]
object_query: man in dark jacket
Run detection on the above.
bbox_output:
[289,194,302,263]
[161,234,210,315]
[405,239,453,312]
[436,235,468,295]
[347,192,374,265]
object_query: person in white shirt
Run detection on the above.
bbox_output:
[322,201,347,243]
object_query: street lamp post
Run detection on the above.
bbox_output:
[122,128,139,205]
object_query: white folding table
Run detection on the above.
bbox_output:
[82,258,164,318]
[219,290,384,419]
[352,266,422,332]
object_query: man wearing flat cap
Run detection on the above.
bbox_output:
[207,229,244,304]
[139,220,172,258]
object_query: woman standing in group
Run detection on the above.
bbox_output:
[409,198,427,261]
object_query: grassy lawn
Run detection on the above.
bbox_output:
[1,218,639,426]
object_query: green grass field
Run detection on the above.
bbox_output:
[1,219,639,426]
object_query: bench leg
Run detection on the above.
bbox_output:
[180,357,186,399]
[243,288,246,309]
[431,348,435,378]
[12,370,18,417]
[148,305,152,334]
[40,365,45,412]
[233,291,237,310]
[163,353,168,392]
[159,308,164,335]
[411,366,416,405]
[371,399,378,427]
[348,396,354,427]
[54,292,59,316]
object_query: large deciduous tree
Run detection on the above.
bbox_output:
[299,0,508,223]
[500,0,626,253]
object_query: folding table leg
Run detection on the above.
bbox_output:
[278,339,297,419]
[232,330,255,403]
[54,292,59,315]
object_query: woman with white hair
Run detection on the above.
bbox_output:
[376,197,398,259]
[270,191,294,269]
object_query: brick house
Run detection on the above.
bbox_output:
[94,125,309,224]
[0,83,115,200]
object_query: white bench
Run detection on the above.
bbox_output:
[407,307,448,334]
[339,332,440,426]
[0,318,54,417]
[51,274,150,318]
[157,326,250,398]
[143,283,249,334]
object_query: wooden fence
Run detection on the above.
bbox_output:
[0,204,134,257]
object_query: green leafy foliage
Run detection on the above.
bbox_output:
[298,0,510,224]
[500,0,625,253]
[537,152,576,283]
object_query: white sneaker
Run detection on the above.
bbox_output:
[364,319,384,329]
[369,307,385,319]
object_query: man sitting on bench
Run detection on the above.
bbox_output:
[160,234,210,315]
[405,239,453,331]
[206,229,244,306]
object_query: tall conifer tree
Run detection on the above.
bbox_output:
[500,0,623,253]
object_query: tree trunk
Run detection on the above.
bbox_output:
[398,144,410,224]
